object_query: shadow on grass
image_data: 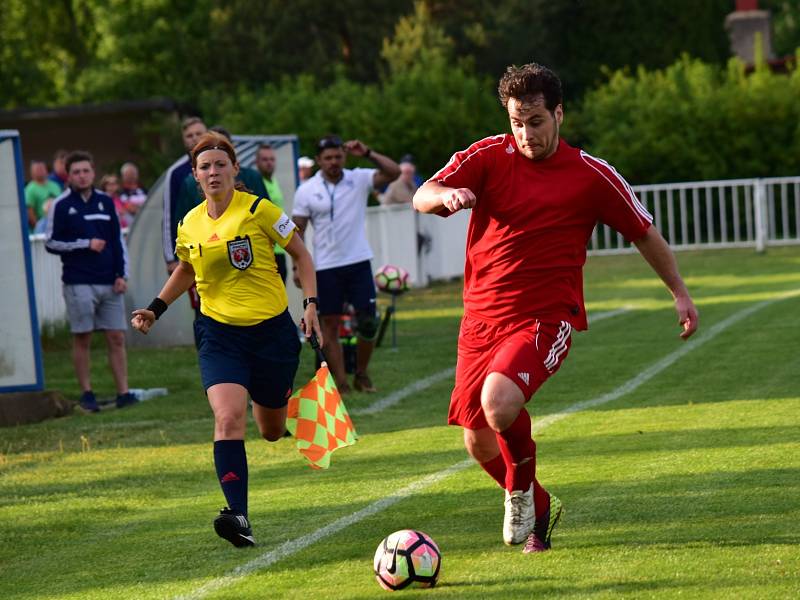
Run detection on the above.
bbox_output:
[537,425,800,459]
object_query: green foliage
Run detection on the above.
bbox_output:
[209,9,506,176]
[2,0,738,111]
[0,0,414,108]
[381,1,453,75]
[0,0,100,108]
[569,52,800,183]
[763,0,800,57]
[430,0,732,97]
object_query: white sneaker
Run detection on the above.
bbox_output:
[503,484,535,545]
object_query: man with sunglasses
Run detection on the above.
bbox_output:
[292,135,400,393]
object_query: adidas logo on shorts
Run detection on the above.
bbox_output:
[518,372,530,386]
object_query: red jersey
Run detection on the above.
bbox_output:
[431,135,652,330]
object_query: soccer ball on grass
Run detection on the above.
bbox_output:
[373,529,441,591]
[374,264,410,294]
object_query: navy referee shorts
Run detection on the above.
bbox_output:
[194,310,301,408]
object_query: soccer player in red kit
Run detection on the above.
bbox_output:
[413,63,699,553]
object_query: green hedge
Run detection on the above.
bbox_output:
[205,57,506,178]
[567,52,800,184]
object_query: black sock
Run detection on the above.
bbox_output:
[213,440,248,517]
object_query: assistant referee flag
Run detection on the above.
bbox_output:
[286,336,357,469]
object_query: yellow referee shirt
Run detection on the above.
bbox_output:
[176,189,295,326]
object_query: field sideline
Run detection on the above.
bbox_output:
[1,247,799,599]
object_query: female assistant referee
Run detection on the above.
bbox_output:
[131,132,322,548]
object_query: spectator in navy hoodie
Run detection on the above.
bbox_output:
[45,150,138,412]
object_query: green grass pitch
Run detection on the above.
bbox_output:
[1,247,798,599]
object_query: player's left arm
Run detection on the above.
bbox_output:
[634,225,699,340]
[345,140,400,189]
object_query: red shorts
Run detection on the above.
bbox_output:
[448,314,573,430]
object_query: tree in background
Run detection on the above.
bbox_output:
[5,0,781,111]
[427,0,733,97]
[0,0,99,108]
[763,0,800,56]
[209,2,505,177]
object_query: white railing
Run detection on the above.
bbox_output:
[28,176,800,329]
[589,176,800,255]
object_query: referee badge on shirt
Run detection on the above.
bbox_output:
[227,236,253,270]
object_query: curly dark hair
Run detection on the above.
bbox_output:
[498,63,562,112]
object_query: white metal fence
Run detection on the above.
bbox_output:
[28,176,800,329]
[591,176,800,254]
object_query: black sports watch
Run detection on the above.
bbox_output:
[303,297,319,309]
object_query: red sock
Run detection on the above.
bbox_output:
[479,454,506,489]
[496,410,535,492]
[533,478,550,518]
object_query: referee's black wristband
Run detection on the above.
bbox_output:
[303,297,318,309]
[147,297,168,320]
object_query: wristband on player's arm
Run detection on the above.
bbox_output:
[147,297,168,320]
[303,297,318,310]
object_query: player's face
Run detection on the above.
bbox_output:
[256,149,276,177]
[507,95,563,161]
[317,147,345,181]
[183,122,208,152]
[193,149,239,200]
[68,161,95,193]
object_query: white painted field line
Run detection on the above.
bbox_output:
[351,367,455,416]
[352,307,631,417]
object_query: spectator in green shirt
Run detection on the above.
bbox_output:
[255,143,288,282]
[25,160,63,232]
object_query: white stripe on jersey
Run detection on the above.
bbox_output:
[544,321,572,371]
[579,151,652,223]
[431,135,506,183]
[45,190,91,253]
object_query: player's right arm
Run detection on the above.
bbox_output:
[413,181,476,214]
[414,135,502,215]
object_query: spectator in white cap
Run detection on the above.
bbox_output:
[297,156,314,183]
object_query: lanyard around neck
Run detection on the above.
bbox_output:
[322,179,338,221]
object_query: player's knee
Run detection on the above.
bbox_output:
[481,395,518,432]
[106,331,125,348]
[355,309,380,341]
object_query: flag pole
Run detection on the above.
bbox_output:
[308,331,327,367]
